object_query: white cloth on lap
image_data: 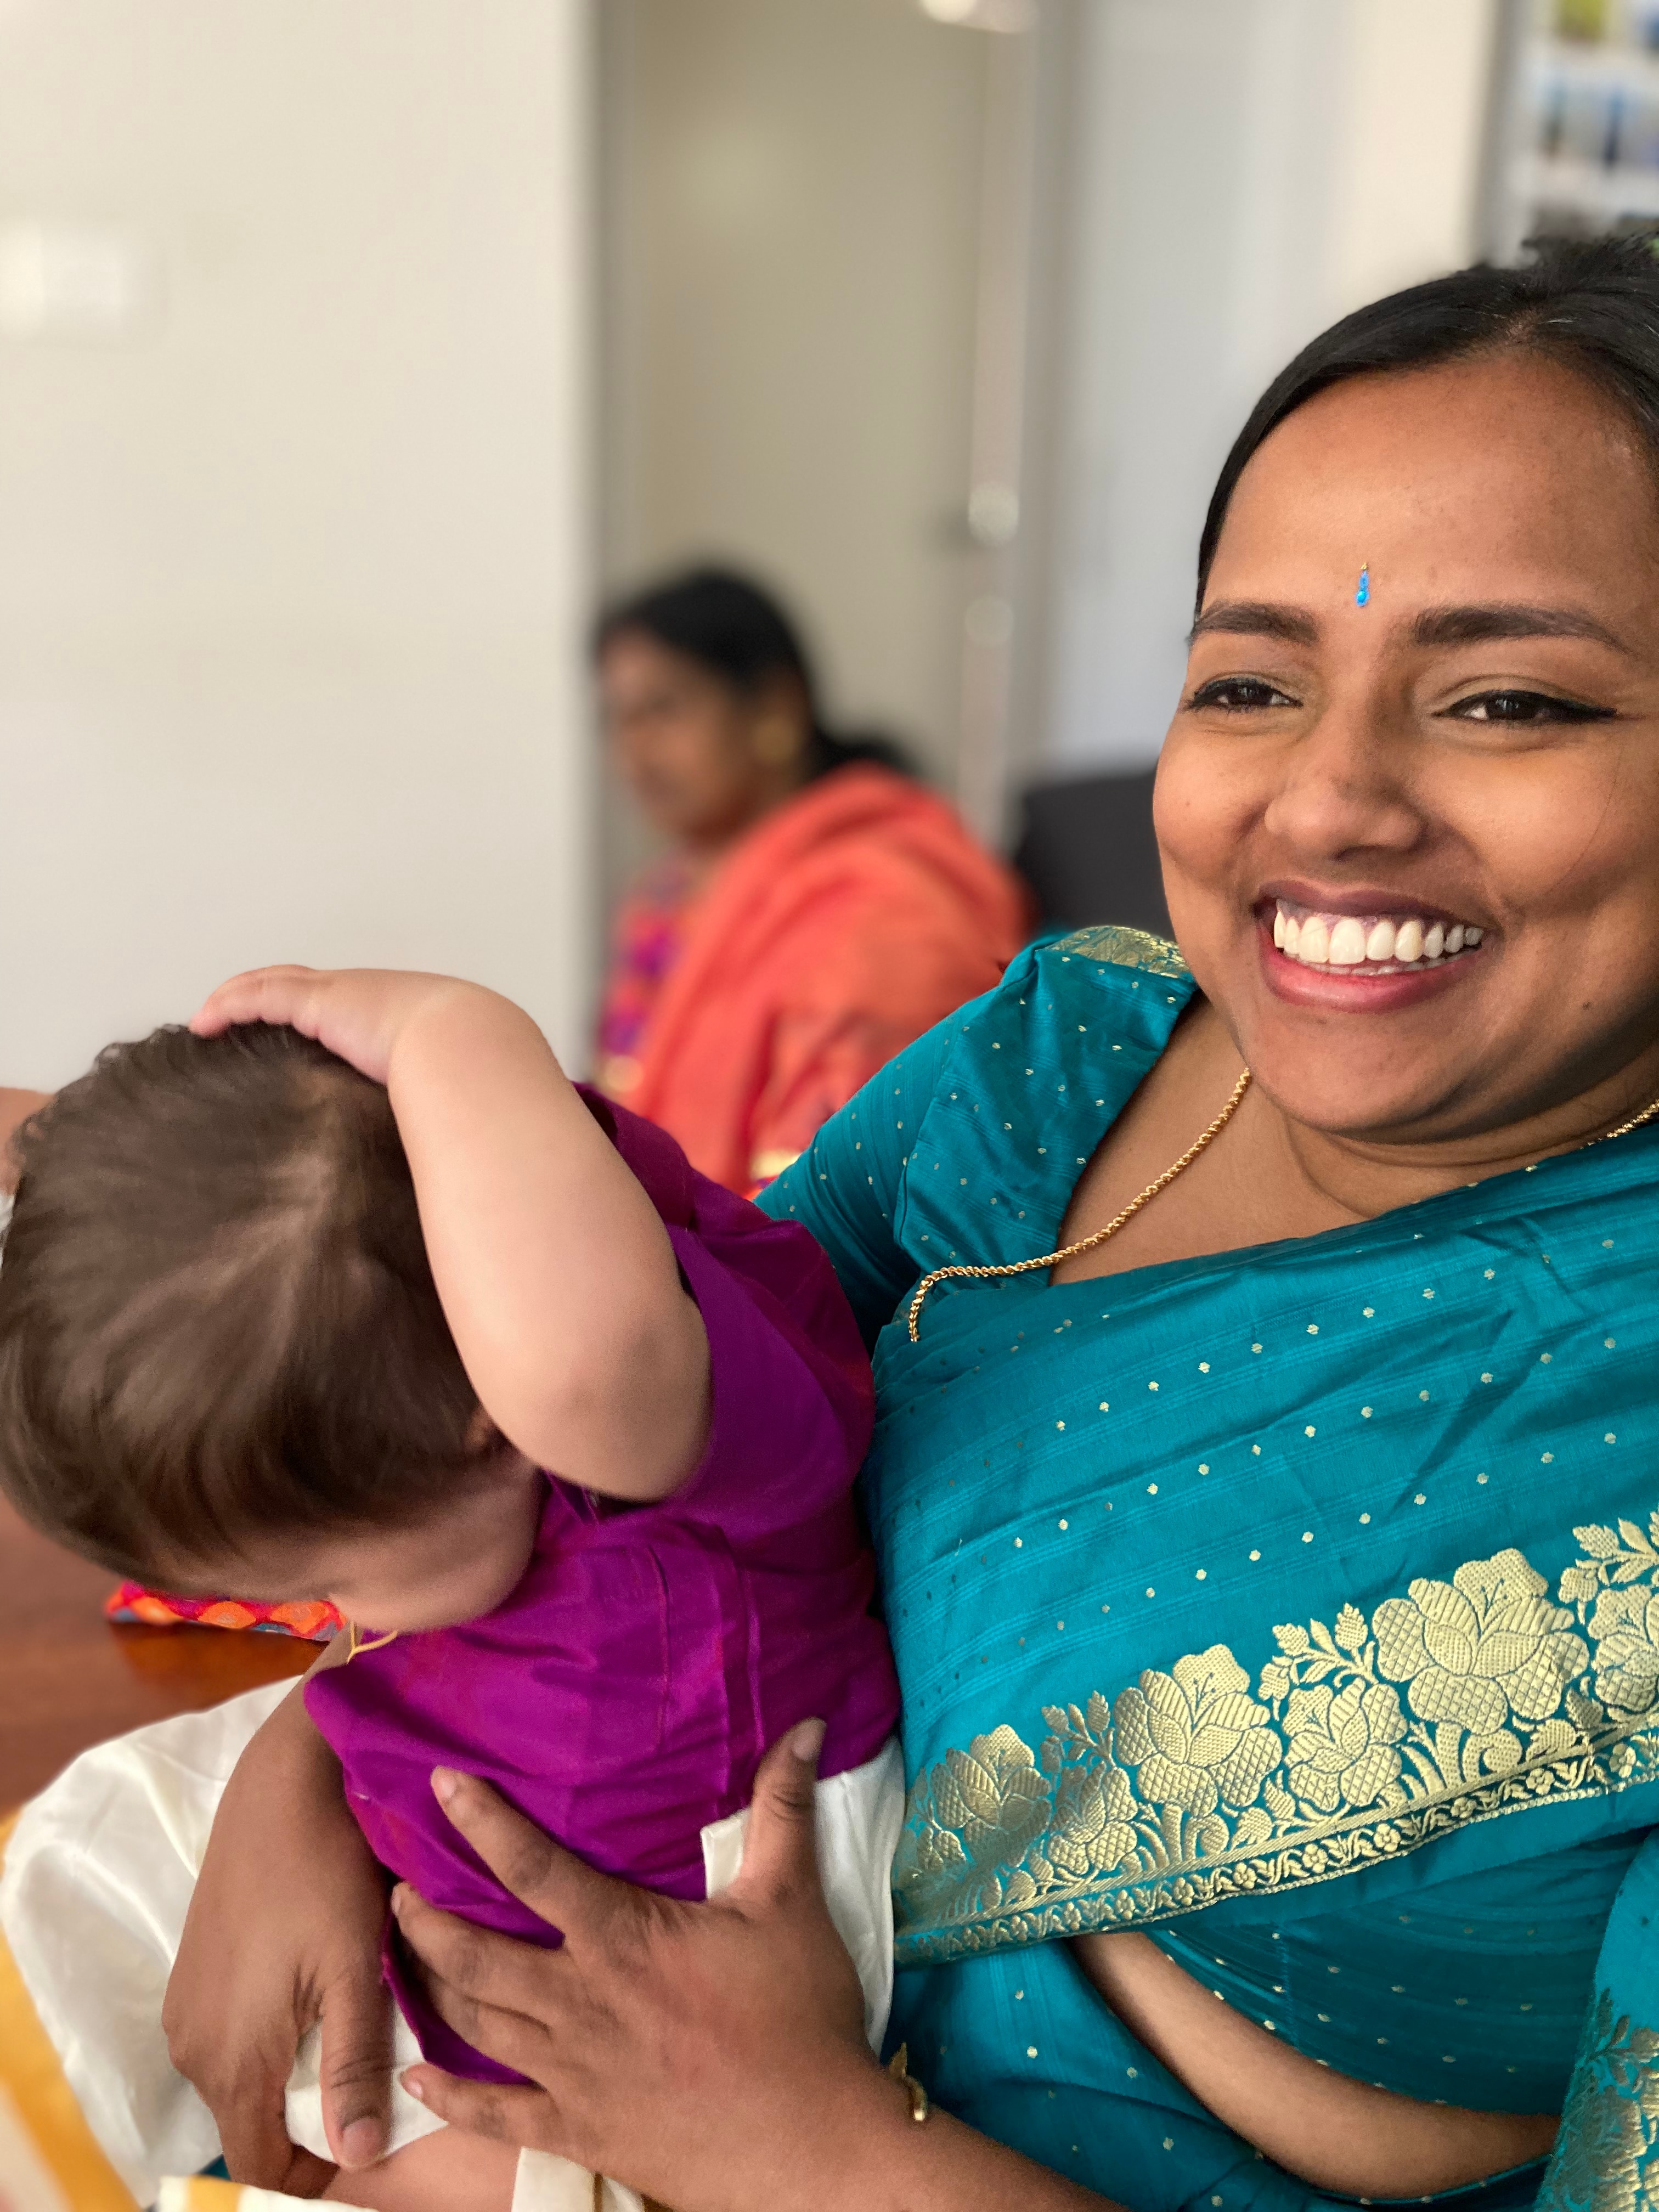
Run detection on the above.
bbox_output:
[0,1683,902,2209]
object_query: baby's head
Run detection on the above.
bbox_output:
[0,1024,542,1631]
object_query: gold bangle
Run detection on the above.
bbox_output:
[887,2042,930,2124]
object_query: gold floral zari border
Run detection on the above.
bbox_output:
[1538,1989,1659,2211]
[893,1513,1659,1966]
[1049,924,1192,979]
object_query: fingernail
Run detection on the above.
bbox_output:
[390,1883,409,1919]
[789,1717,826,1763]
[341,2118,383,2166]
[431,1767,460,1805]
[401,2070,427,2103]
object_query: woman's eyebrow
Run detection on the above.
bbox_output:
[1187,601,1319,646]
[1189,600,1633,655]
[1410,603,1632,653]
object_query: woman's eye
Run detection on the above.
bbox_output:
[1186,676,1299,713]
[1446,689,1615,726]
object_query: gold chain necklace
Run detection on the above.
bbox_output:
[906,1068,1253,1341]
[1593,1093,1659,1144]
[903,1070,1659,1344]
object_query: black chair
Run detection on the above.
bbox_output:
[1012,768,1170,939]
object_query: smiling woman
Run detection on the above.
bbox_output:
[839,239,1659,2207]
[18,238,1659,2212]
[646,234,1659,2206]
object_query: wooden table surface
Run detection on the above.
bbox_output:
[0,1494,314,1809]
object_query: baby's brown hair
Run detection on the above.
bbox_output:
[0,1023,490,1583]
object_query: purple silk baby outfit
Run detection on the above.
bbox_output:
[304,1093,900,2082]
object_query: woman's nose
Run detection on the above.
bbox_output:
[1261,702,1424,862]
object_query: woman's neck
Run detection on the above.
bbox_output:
[680,764,814,871]
[1263,1020,1659,1227]
[1058,1000,1659,1284]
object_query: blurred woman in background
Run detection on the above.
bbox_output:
[0,1090,48,1194]
[594,567,1031,1194]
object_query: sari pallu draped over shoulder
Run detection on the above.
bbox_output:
[766,928,1659,2207]
[606,764,1031,1195]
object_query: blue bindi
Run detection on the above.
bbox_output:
[1355,563,1370,608]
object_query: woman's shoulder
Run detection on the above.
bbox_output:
[828,922,1198,1164]
[742,767,1030,932]
[960,924,1197,1053]
[754,924,1198,1319]
[1040,923,1191,983]
[861,927,1198,1271]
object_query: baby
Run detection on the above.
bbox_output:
[0,967,902,2211]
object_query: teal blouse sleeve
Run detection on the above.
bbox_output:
[752,1013,960,1348]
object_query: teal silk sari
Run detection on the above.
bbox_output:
[760,928,1659,2210]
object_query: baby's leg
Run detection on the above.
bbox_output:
[320,2125,518,2211]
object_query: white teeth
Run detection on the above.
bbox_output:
[1272,900,1485,972]
[1328,917,1367,966]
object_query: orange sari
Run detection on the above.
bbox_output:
[597,766,1031,1194]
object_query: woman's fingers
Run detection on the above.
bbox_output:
[402,2068,555,2151]
[393,1887,571,2042]
[317,1968,396,2171]
[727,1718,825,1907]
[213,2069,334,2193]
[393,1893,554,2072]
[426,1767,625,1938]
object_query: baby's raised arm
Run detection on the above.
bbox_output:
[193,967,710,1501]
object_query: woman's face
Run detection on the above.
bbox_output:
[1156,352,1659,1144]
[599,630,807,849]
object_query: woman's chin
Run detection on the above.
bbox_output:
[1238,1010,1496,1142]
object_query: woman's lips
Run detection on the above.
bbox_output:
[1272,897,1484,974]
[1259,899,1487,1011]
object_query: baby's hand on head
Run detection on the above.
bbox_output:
[192,966,483,1085]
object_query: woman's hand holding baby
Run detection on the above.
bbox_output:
[394,1729,1108,2212]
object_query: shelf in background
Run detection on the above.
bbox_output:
[1511,147,1659,216]
[1528,32,1659,97]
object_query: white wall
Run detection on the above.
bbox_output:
[601,0,988,791]
[1033,0,1499,772]
[0,0,594,1088]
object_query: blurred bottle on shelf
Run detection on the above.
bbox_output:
[1555,0,1610,41]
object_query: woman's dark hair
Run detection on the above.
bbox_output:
[1198,229,1659,611]
[593,565,910,780]
[0,1025,492,1581]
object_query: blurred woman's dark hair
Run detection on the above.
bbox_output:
[593,565,911,781]
[1199,229,1659,610]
